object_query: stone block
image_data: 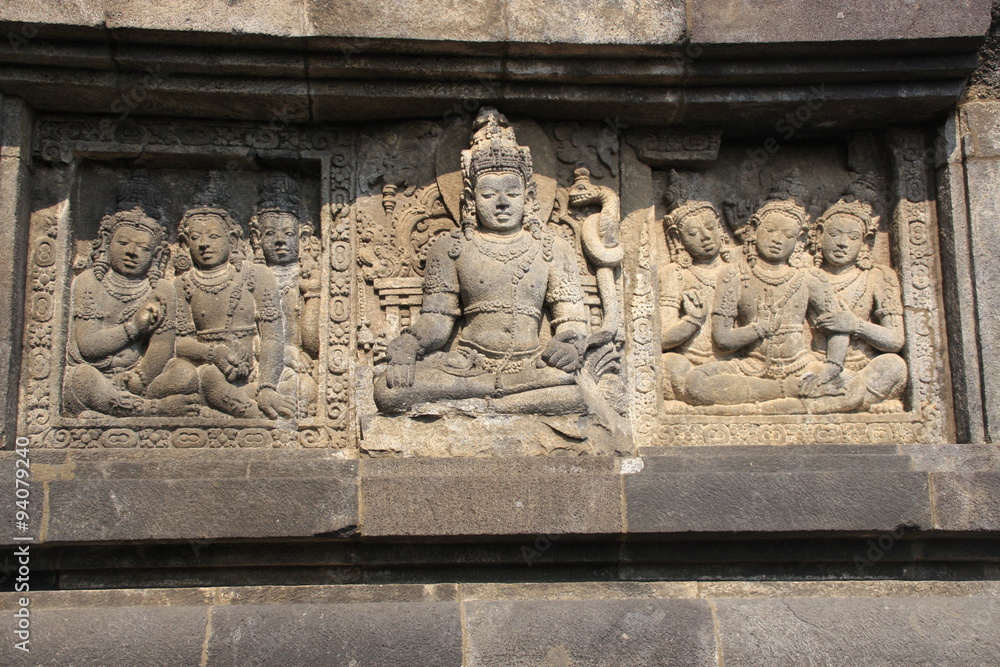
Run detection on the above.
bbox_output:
[0,605,208,666]
[104,0,307,37]
[931,472,1000,531]
[44,473,357,542]
[691,0,992,47]
[360,457,622,537]
[714,597,1000,666]
[626,469,931,533]
[206,601,463,666]
[307,0,507,43]
[505,0,684,46]
[961,100,1000,158]
[464,598,717,666]
[963,157,1000,442]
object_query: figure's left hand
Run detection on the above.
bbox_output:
[258,388,295,419]
[814,310,858,334]
[542,330,585,373]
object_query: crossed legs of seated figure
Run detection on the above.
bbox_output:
[685,353,906,415]
[374,363,585,415]
[67,363,201,417]
[148,358,263,418]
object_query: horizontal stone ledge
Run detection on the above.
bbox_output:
[0,68,970,130]
[0,446,996,544]
[0,39,979,88]
[1,581,997,666]
[0,0,989,57]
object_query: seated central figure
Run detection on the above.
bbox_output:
[374,108,592,415]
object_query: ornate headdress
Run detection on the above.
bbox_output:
[811,172,882,269]
[255,172,303,218]
[748,169,811,232]
[461,107,533,185]
[662,170,725,267]
[814,172,881,237]
[93,170,170,283]
[744,170,812,267]
[177,171,244,268]
[458,108,545,247]
[249,172,317,263]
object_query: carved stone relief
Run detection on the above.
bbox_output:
[17,113,952,453]
[641,137,950,446]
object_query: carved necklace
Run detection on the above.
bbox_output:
[472,230,533,263]
[688,259,721,288]
[189,263,236,295]
[270,262,298,298]
[103,271,151,304]
[829,267,867,312]
[750,261,795,286]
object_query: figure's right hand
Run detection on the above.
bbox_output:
[681,289,706,321]
[384,333,420,388]
[131,295,165,337]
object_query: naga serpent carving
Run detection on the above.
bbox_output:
[568,167,624,338]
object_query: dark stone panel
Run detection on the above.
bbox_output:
[0,605,208,666]
[207,601,463,667]
[360,457,622,537]
[44,475,358,542]
[626,469,931,534]
[464,598,717,666]
[715,597,1000,666]
[932,472,1000,531]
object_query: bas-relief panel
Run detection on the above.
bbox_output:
[16,113,951,454]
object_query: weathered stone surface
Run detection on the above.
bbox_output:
[0,96,31,450]
[904,444,1000,472]
[963,156,1000,443]
[937,110,988,443]
[714,597,1000,666]
[626,468,931,533]
[206,601,463,666]
[464,598,717,666]
[44,473,357,542]
[361,457,622,537]
[692,0,992,47]
[0,605,208,666]
[630,451,910,473]
[932,472,1000,531]
[106,0,307,37]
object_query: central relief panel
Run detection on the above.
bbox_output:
[18,110,952,454]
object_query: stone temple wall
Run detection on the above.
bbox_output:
[0,1,998,664]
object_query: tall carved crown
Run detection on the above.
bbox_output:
[256,172,302,218]
[102,170,167,245]
[461,107,533,183]
[180,171,240,235]
[750,168,811,230]
[663,169,718,231]
[816,172,882,236]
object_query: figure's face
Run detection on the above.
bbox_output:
[258,211,300,266]
[821,214,866,268]
[755,211,801,264]
[108,225,157,278]
[678,209,721,261]
[184,214,231,269]
[475,172,526,235]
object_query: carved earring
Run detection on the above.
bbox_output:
[857,244,873,271]
[788,239,808,269]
